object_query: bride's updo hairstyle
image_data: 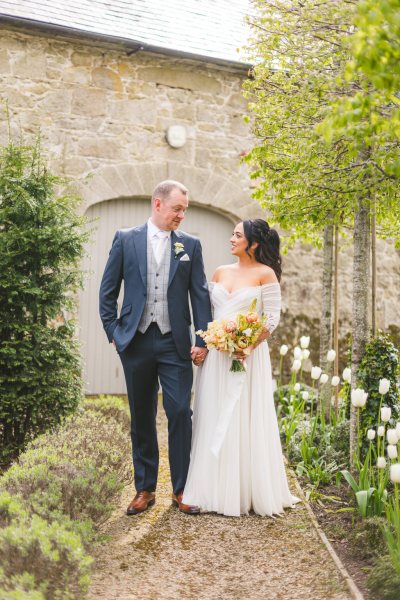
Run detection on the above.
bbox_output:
[242,219,282,282]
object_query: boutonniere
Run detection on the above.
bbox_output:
[174,241,185,258]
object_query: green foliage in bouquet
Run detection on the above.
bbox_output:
[0,135,89,465]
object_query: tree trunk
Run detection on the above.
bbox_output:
[333,225,339,418]
[371,198,377,337]
[350,198,371,469]
[320,223,334,419]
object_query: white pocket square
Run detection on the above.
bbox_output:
[179,253,190,261]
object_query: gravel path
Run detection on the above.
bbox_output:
[88,410,352,600]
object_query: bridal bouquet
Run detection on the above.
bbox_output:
[196,299,266,372]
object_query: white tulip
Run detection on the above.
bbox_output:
[327,349,336,362]
[301,391,309,401]
[292,359,302,372]
[377,456,387,469]
[351,388,368,408]
[320,373,329,384]
[378,425,385,437]
[387,429,399,445]
[387,445,398,460]
[294,346,302,360]
[367,429,376,441]
[294,383,301,392]
[342,367,351,383]
[302,349,310,360]
[280,344,289,356]
[379,378,390,395]
[311,366,322,380]
[396,423,400,438]
[390,463,400,484]
[381,407,392,423]
[331,375,340,387]
[300,336,310,349]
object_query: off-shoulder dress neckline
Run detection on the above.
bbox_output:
[210,282,279,296]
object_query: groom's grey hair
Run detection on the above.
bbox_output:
[152,180,189,203]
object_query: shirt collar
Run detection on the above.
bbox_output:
[147,218,171,239]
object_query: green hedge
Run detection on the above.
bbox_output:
[0,138,88,466]
[0,397,132,599]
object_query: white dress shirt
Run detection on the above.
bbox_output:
[147,218,171,265]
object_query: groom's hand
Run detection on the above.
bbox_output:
[191,346,208,366]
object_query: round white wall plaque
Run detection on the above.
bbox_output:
[166,125,187,148]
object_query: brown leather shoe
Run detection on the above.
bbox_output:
[127,491,155,515]
[172,491,200,515]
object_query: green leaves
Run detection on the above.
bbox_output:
[0,135,89,465]
[244,0,400,245]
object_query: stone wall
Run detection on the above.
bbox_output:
[0,26,399,335]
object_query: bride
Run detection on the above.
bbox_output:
[183,219,299,517]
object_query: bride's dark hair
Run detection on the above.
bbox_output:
[242,219,282,282]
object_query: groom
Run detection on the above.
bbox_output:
[99,180,212,515]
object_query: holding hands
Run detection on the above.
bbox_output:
[191,346,208,366]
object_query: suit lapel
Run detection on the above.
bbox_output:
[168,230,182,287]
[133,224,148,287]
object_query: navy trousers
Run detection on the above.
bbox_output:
[119,323,193,495]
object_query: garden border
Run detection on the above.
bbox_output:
[292,475,365,600]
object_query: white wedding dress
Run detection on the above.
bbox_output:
[183,282,300,517]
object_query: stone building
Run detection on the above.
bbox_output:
[1,1,399,393]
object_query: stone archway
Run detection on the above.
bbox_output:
[73,161,259,221]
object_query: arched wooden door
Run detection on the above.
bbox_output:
[79,198,236,394]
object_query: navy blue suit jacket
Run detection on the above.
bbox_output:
[99,224,212,360]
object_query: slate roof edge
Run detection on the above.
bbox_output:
[0,14,253,70]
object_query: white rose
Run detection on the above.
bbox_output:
[243,328,252,336]
[300,336,310,349]
[302,349,310,360]
[311,366,322,380]
[320,373,329,384]
[377,456,387,469]
[390,463,400,484]
[378,425,385,437]
[294,383,301,392]
[351,388,368,408]
[387,429,399,445]
[396,423,400,438]
[301,391,309,401]
[381,407,392,423]
[342,367,351,383]
[292,359,302,372]
[379,378,390,395]
[280,344,289,356]
[293,346,302,360]
[327,349,336,362]
[367,429,376,441]
[387,445,398,460]
[331,376,340,387]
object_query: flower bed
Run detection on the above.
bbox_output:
[276,332,400,598]
[0,396,132,599]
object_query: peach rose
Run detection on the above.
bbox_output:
[246,312,259,324]
[225,321,237,333]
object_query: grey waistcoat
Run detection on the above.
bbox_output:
[138,235,171,334]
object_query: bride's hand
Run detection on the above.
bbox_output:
[233,345,255,360]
